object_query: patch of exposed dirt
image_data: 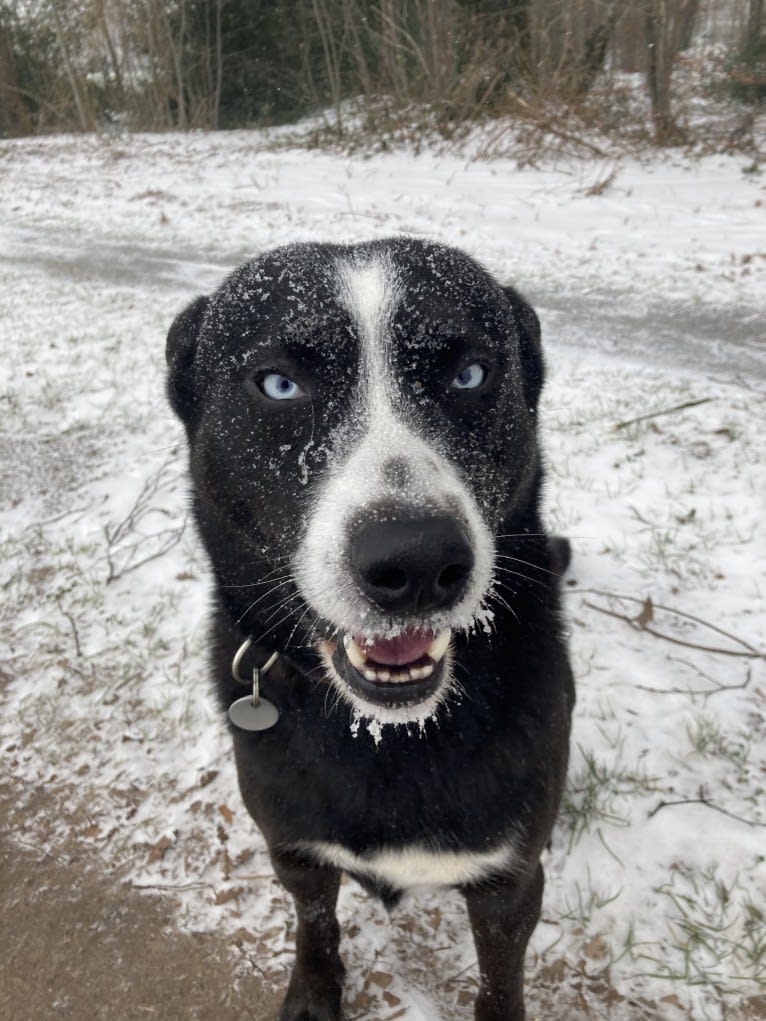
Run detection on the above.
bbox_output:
[0,787,282,1021]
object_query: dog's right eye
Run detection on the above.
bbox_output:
[258,373,305,401]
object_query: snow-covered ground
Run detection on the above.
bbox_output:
[1,130,764,1021]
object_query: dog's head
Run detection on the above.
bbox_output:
[168,239,544,724]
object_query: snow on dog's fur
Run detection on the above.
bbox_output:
[167,238,574,1021]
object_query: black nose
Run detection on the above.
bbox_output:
[350,514,474,614]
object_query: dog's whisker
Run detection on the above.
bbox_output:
[493,564,551,590]
[223,571,295,591]
[237,578,296,623]
[494,532,550,540]
[495,553,563,579]
[486,584,521,624]
[259,591,304,629]
[250,598,306,647]
[285,603,312,651]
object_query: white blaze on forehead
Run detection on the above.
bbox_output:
[293,248,494,654]
[338,258,399,352]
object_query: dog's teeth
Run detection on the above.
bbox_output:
[363,669,377,682]
[376,669,391,681]
[420,662,434,678]
[427,629,452,663]
[345,636,368,670]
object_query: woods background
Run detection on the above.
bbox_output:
[0,0,764,147]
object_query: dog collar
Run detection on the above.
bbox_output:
[228,636,280,732]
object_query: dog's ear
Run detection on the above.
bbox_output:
[166,295,209,428]
[503,285,544,412]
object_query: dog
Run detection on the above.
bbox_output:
[166,238,574,1020]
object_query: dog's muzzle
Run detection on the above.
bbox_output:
[326,512,473,709]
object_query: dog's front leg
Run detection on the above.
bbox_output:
[463,863,544,1021]
[271,850,345,1021]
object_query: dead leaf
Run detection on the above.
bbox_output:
[214,886,243,905]
[583,934,608,960]
[147,834,173,864]
[635,597,654,628]
[370,971,393,990]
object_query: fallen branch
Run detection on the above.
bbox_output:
[612,397,714,431]
[648,796,766,828]
[104,454,186,583]
[130,880,215,892]
[58,601,83,658]
[583,600,762,658]
[579,589,763,659]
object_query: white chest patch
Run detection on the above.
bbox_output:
[301,839,521,890]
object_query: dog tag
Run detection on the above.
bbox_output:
[229,642,280,731]
[228,694,280,731]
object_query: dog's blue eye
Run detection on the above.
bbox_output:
[451,363,486,390]
[259,373,304,401]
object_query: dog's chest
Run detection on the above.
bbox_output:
[301,838,521,890]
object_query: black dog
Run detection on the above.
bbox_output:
[167,238,573,1020]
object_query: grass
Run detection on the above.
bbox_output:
[630,862,766,992]
[561,744,662,852]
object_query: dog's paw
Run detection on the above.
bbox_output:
[278,995,343,1021]
[277,969,344,1021]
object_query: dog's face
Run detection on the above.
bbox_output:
[168,239,544,723]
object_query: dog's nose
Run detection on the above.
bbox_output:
[350,515,474,614]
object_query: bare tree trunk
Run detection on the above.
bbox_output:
[50,0,93,131]
[0,25,31,135]
[678,0,700,50]
[344,0,373,96]
[572,1,622,97]
[508,0,532,75]
[96,0,125,100]
[378,0,408,99]
[142,0,172,129]
[161,0,188,128]
[213,0,223,129]
[423,0,455,101]
[645,0,696,144]
[745,0,764,43]
[312,0,345,134]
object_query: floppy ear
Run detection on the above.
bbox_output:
[166,295,209,429]
[503,285,544,412]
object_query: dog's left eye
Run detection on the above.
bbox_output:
[258,373,305,401]
[451,363,486,390]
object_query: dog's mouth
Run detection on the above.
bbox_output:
[329,627,451,708]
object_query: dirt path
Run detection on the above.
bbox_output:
[0,790,281,1021]
[1,225,764,381]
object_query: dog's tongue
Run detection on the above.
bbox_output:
[357,629,434,666]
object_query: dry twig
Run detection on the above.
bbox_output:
[612,397,714,431]
[580,589,763,660]
[648,795,766,828]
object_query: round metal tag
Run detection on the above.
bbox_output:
[228,695,280,732]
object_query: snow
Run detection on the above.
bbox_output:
[1,129,764,1021]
